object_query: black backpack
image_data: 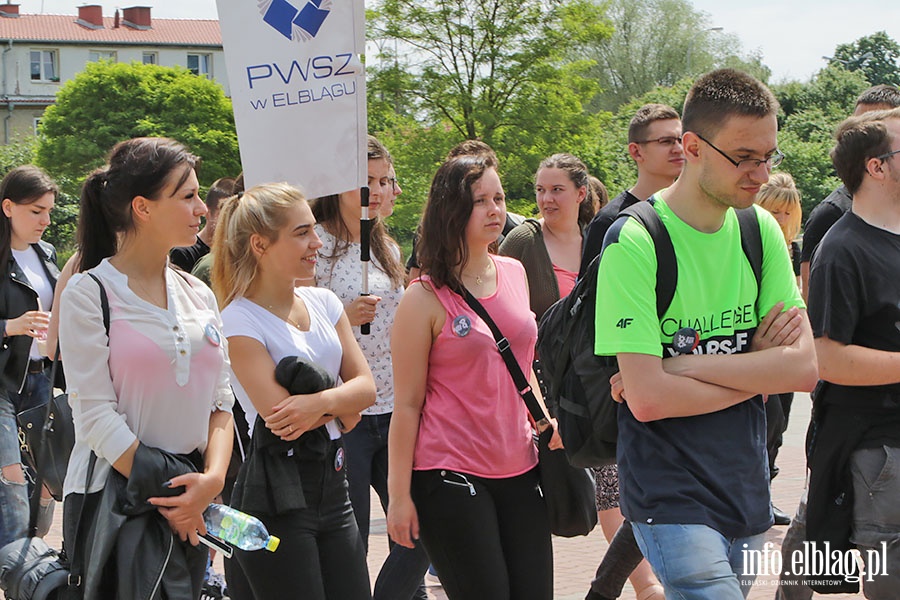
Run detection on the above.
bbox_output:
[537,200,763,468]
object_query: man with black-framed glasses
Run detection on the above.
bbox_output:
[579,103,684,278]
[594,69,817,599]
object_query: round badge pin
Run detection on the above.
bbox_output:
[204,323,221,347]
[672,327,700,355]
[452,315,472,337]
[334,447,345,472]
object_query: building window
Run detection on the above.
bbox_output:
[187,53,211,77]
[30,50,58,82]
[88,50,117,63]
[142,52,158,65]
[33,118,43,136]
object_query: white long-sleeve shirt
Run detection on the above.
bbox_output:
[59,259,234,495]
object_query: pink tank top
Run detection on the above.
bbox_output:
[553,263,577,299]
[414,255,539,478]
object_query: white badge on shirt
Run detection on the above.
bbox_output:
[204,323,221,347]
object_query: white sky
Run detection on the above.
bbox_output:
[690,0,900,83]
[26,0,900,83]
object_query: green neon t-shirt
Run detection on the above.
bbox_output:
[594,197,803,358]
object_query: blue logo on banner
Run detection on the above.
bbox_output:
[260,0,332,42]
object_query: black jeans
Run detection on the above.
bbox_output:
[766,392,794,479]
[236,439,371,600]
[589,520,644,598]
[411,467,553,600]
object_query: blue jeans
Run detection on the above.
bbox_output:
[0,390,29,547]
[632,522,765,600]
[344,413,429,600]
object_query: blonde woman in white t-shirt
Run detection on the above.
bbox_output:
[213,182,376,600]
[58,137,235,598]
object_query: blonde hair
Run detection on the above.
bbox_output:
[756,172,801,247]
[211,182,307,307]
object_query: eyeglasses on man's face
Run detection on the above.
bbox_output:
[635,136,683,147]
[876,148,900,162]
[695,133,784,172]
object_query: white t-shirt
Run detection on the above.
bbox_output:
[59,259,235,494]
[12,246,54,359]
[221,286,345,439]
[314,226,403,415]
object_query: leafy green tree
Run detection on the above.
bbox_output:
[367,0,613,250]
[36,61,239,193]
[831,31,900,86]
[773,66,869,216]
[583,0,769,111]
[367,0,611,143]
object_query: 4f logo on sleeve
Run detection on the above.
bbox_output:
[615,318,633,329]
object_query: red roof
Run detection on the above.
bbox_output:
[0,13,221,46]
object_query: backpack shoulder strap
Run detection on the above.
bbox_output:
[620,200,677,318]
[735,207,763,293]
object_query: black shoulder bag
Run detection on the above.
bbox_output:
[16,347,75,502]
[460,287,598,538]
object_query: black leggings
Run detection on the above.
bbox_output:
[411,467,553,600]
[236,442,371,600]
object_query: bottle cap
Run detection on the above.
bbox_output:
[266,536,280,552]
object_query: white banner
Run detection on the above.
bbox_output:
[216,0,367,198]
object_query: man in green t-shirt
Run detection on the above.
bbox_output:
[594,69,818,599]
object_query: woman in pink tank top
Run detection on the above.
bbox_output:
[387,154,557,600]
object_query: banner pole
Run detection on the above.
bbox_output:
[360,185,371,335]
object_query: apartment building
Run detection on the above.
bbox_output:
[0,3,226,143]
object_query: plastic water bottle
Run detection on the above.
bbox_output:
[203,504,280,552]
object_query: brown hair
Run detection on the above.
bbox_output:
[205,177,236,214]
[856,84,900,109]
[418,155,495,290]
[682,69,779,138]
[628,104,680,143]
[446,139,499,166]
[536,153,596,229]
[589,175,609,211]
[0,165,58,266]
[831,108,900,194]
[310,134,404,288]
[77,137,198,271]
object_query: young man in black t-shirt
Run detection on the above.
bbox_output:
[799,85,900,300]
[803,108,900,598]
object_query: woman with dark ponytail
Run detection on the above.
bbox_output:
[0,165,60,545]
[58,137,235,599]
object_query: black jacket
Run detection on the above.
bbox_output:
[230,357,335,515]
[81,444,206,600]
[0,241,59,393]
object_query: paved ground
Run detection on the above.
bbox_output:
[33,393,863,599]
[363,393,863,600]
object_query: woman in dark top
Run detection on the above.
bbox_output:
[0,165,60,544]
